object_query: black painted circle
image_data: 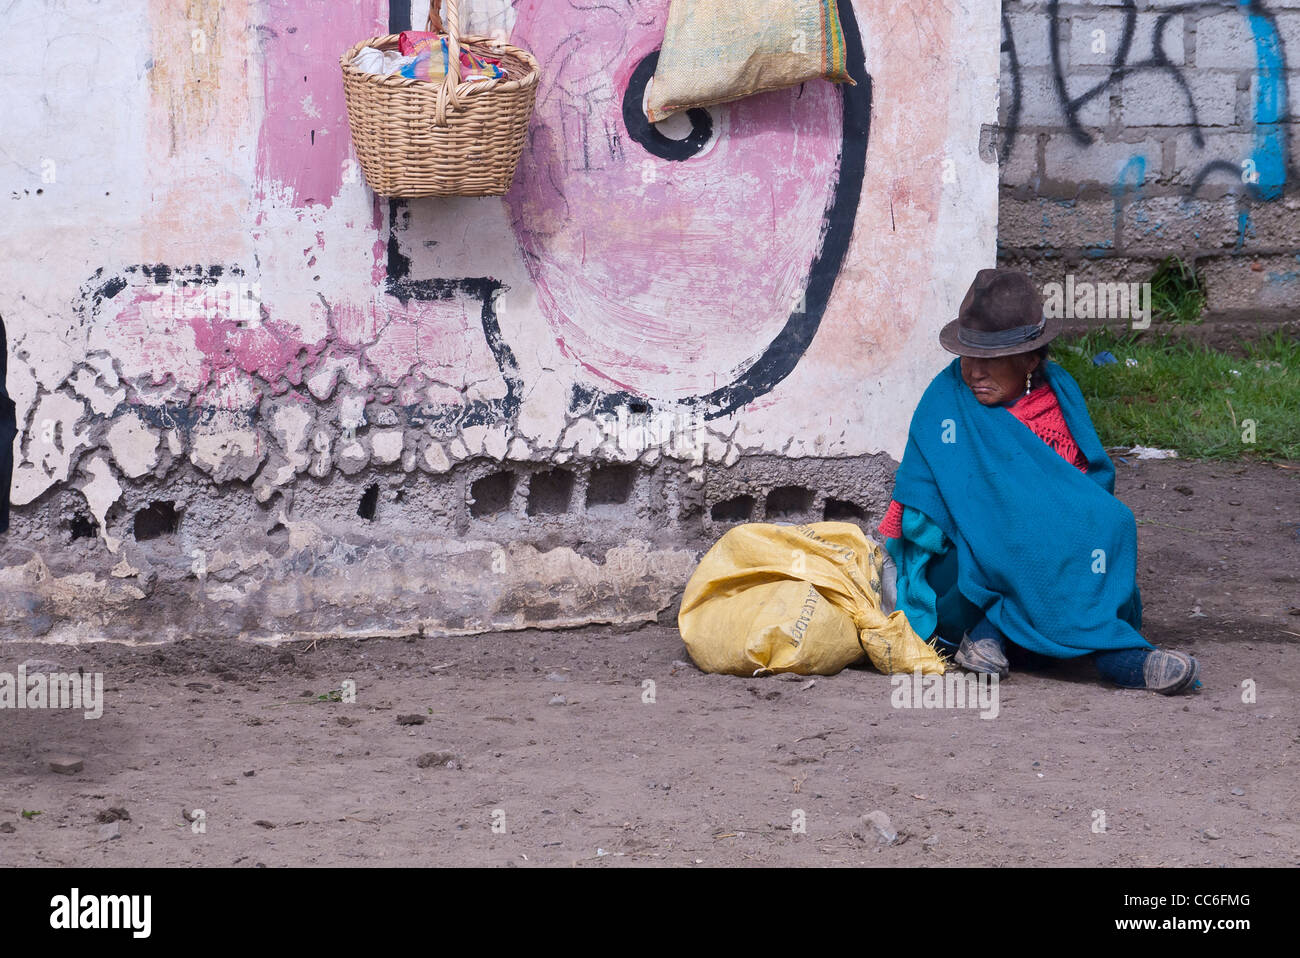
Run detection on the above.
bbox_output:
[621,50,713,161]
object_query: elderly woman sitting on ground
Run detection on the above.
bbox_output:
[877,268,1200,694]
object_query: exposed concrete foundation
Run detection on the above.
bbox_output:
[0,453,898,644]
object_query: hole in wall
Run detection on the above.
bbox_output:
[823,498,867,522]
[527,469,575,516]
[67,513,98,541]
[586,464,636,508]
[133,501,179,541]
[264,520,290,558]
[710,495,755,523]
[766,485,814,519]
[357,483,380,521]
[470,471,516,518]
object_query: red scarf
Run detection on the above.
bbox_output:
[1007,383,1088,471]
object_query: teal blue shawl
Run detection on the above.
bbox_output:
[885,359,1150,658]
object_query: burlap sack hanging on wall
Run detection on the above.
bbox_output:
[646,0,855,123]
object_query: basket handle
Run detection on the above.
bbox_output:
[430,0,463,125]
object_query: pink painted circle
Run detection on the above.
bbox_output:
[507,1,845,401]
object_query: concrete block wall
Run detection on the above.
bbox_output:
[999,0,1300,324]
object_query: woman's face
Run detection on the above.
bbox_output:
[960,353,1040,406]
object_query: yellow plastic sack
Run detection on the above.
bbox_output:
[647,0,855,123]
[678,522,946,676]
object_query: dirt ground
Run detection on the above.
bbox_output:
[2,458,1297,867]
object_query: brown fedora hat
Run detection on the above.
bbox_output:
[939,268,1060,358]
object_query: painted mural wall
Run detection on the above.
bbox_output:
[1,0,997,532]
[0,0,997,643]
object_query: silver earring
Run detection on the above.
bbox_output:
[1024,371,1032,395]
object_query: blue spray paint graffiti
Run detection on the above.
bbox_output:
[1243,0,1287,200]
[1112,154,1147,226]
[1266,252,1300,284]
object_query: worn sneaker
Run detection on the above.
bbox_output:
[954,634,1010,679]
[1142,649,1200,695]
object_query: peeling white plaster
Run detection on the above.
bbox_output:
[459,424,488,459]
[336,438,370,474]
[567,419,604,458]
[305,363,342,401]
[306,355,373,401]
[70,366,127,416]
[420,441,451,474]
[337,392,367,432]
[482,425,509,461]
[190,422,264,482]
[77,453,123,553]
[370,429,404,465]
[12,392,94,505]
[104,410,160,478]
[309,427,333,477]
[256,451,300,495]
[515,372,568,451]
[269,403,314,472]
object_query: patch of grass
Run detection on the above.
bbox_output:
[1148,256,1207,325]
[1052,330,1300,460]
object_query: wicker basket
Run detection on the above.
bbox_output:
[340,0,539,197]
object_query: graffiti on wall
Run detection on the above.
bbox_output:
[1001,0,1292,201]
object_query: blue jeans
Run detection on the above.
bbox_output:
[968,614,1151,687]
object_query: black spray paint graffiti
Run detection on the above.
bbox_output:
[999,9,1022,168]
[1002,0,1292,201]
